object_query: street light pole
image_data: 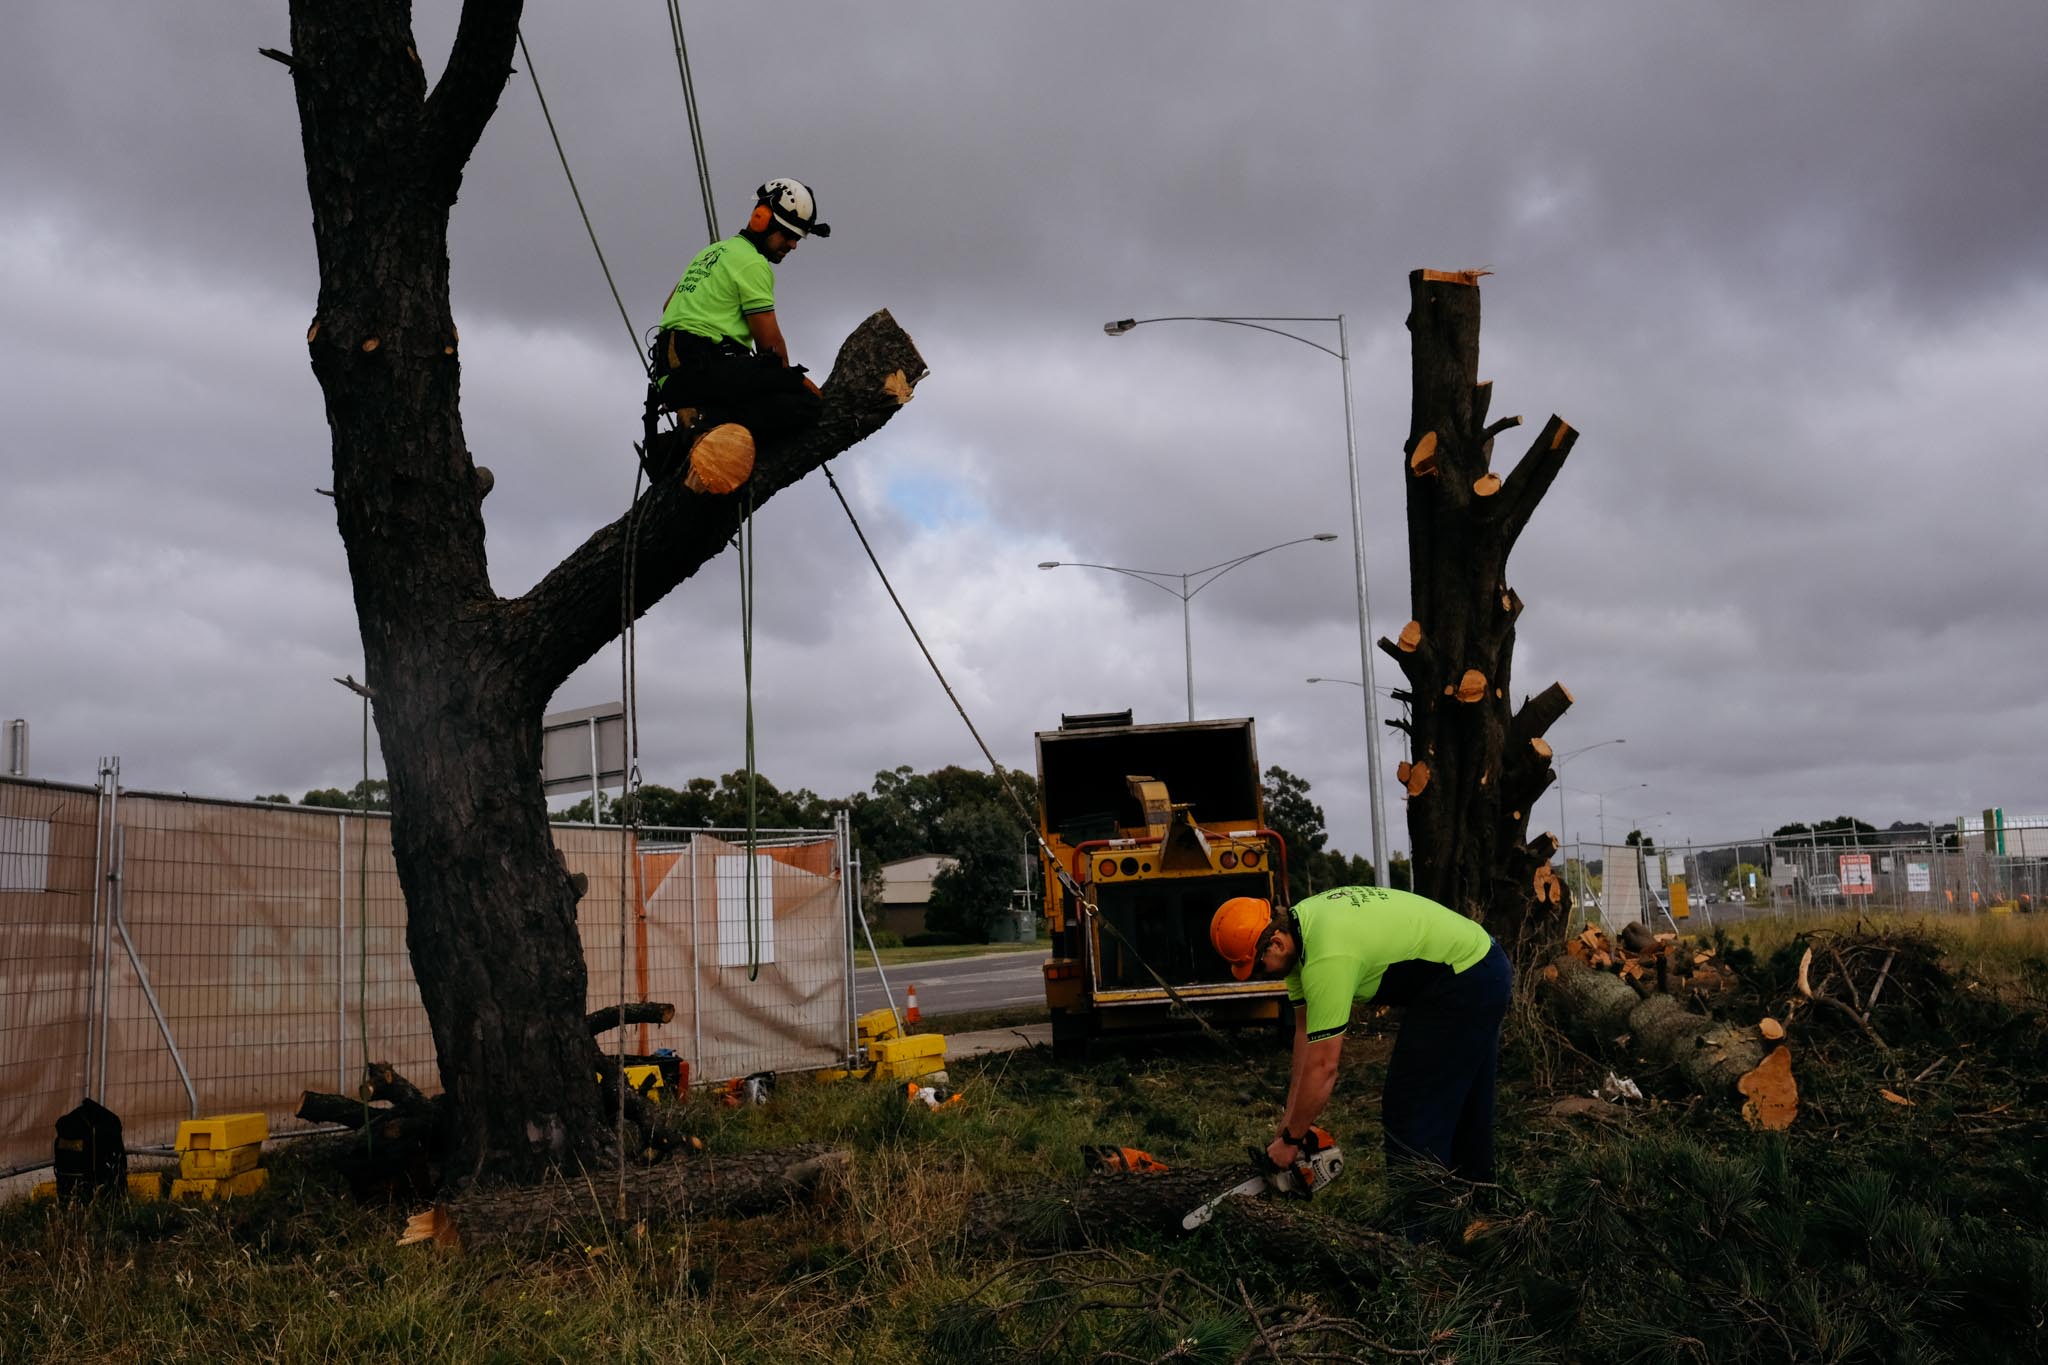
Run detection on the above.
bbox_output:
[1551,738,1625,909]
[1106,314,1389,871]
[1041,533,1337,721]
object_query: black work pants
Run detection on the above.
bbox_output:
[649,331,820,446]
[1379,941,1511,1189]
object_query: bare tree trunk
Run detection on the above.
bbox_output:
[1381,271,1578,960]
[282,1,923,1187]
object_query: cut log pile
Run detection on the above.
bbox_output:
[1542,924,1797,1129]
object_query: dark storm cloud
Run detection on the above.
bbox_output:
[5,1,2047,863]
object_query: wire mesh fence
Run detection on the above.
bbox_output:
[1566,830,2048,936]
[0,770,852,1176]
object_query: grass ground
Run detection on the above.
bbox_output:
[865,936,1050,968]
[4,913,2042,1363]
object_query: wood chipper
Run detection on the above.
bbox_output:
[1035,711,1290,1059]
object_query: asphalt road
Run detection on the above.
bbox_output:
[855,949,1048,1018]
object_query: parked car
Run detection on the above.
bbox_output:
[1728,889,1746,904]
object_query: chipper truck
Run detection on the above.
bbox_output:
[1035,710,1289,1059]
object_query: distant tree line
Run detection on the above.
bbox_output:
[251,763,1389,943]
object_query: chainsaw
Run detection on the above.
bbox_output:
[1181,1125,1345,1230]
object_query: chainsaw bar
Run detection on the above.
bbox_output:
[1181,1174,1267,1231]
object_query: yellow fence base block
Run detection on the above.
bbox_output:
[30,1180,56,1203]
[170,1167,269,1202]
[180,1143,262,1181]
[175,1113,269,1153]
[857,1008,901,1045]
[128,1171,171,1201]
[870,1033,947,1081]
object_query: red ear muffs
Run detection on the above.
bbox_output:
[747,203,773,233]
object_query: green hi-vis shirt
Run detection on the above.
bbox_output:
[1284,887,1494,1042]
[658,235,776,346]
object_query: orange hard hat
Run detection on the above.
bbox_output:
[1210,896,1274,980]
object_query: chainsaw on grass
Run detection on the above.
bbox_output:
[1181,1126,1344,1230]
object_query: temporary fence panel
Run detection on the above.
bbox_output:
[0,780,100,1176]
[0,773,851,1175]
[1594,844,1642,932]
[634,829,850,1084]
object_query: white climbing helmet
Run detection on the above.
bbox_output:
[755,177,831,239]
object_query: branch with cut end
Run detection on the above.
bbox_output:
[1498,414,1578,546]
[587,1001,675,1036]
[1509,681,1574,750]
[511,310,926,692]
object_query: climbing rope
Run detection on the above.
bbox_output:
[519,18,1245,1096]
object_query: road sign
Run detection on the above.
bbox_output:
[1838,853,1874,895]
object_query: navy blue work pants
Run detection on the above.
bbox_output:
[1379,941,1511,1187]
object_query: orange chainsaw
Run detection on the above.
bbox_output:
[1181,1126,1344,1230]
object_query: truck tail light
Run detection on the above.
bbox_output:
[1241,849,1261,868]
[1098,858,1117,879]
[1219,851,1238,869]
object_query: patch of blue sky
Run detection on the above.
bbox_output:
[881,467,986,530]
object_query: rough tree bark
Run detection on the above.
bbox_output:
[1381,271,1578,959]
[282,2,924,1187]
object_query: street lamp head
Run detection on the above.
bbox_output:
[1037,561,1061,570]
[1311,533,1339,542]
[1103,318,1138,337]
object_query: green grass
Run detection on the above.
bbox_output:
[5,914,2042,1363]
[863,936,1051,967]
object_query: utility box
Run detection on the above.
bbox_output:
[1035,712,1288,1059]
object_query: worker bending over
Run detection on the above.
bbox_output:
[1210,886,1511,1231]
[643,177,829,488]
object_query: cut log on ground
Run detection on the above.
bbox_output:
[436,1145,850,1252]
[961,1165,1413,1285]
[1547,954,1766,1095]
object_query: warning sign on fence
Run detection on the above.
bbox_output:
[1907,861,1931,893]
[1839,852,1875,895]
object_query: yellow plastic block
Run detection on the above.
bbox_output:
[180,1143,262,1181]
[127,1171,169,1201]
[623,1064,667,1101]
[170,1167,269,1202]
[30,1180,56,1203]
[857,1008,901,1044]
[175,1113,269,1152]
[871,1032,947,1080]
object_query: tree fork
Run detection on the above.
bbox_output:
[1400,270,1577,958]
[285,0,924,1189]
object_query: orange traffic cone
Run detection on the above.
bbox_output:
[905,983,921,1026]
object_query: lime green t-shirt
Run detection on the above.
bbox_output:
[658,235,776,346]
[1283,887,1493,1041]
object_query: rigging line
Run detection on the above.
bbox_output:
[741,489,762,981]
[516,26,644,366]
[664,0,720,244]
[815,461,1259,1063]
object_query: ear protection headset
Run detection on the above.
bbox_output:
[746,203,774,234]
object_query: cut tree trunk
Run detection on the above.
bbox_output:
[1548,954,1765,1093]
[284,1,925,1189]
[962,1166,1411,1282]
[1383,272,1579,961]
[439,1145,850,1252]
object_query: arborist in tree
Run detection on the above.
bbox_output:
[1209,886,1511,1235]
[642,178,831,490]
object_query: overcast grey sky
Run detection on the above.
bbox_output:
[5,2,2047,866]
